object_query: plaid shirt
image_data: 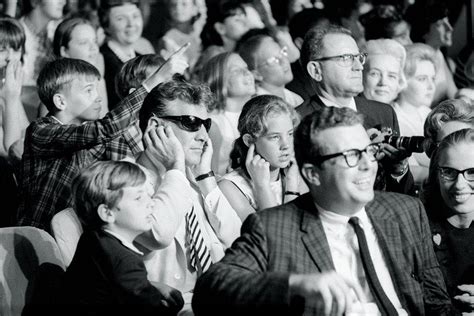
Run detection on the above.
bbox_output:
[16,87,147,231]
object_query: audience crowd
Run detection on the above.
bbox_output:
[0,0,473,314]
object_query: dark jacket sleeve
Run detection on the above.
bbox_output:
[415,200,456,315]
[192,213,301,316]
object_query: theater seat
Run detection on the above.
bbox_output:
[0,226,66,315]
[51,208,83,267]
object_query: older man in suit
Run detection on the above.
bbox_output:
[296,25,415,195]
[192,106,453,316]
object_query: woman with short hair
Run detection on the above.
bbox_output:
[421,128,474,314]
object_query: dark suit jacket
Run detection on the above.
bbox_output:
[192,192,453,316]
[64,230,182,316]
[297,94,400,137]
[296,94,416,195]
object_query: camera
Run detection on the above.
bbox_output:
[384,135,427,153]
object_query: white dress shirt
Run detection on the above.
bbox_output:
[144,167,242,295]
[318,95,358,111]
[317,203,407,315]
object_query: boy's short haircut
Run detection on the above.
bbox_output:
[37,58,101,113]
[115,54,165,100]
[0,16,26,57]
[72,160,147,231]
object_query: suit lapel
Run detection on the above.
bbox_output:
[298,195,335,272]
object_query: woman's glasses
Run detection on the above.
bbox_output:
[438,167,474,182]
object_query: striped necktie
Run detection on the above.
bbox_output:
[186,206,213,274]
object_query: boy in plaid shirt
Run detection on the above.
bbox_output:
[17,47,188,231]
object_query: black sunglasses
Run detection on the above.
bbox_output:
[160,115,212,132]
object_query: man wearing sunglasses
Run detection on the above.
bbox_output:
[296,24,416,196]
[193,106,453,316]
[136,75,241,313]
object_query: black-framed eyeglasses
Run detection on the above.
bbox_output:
[160,115,212,132]
[438,166,474,182]
[312,143,380,168]
[312,53,368,67]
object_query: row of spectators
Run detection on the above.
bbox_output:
[0,0,472,314]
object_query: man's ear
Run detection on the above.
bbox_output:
[97,204,115,224]
[242,133,254,147]
[52,93,67,111]
[307,61,322,82]
[147,115,161,130]
[300,163,321,186]
[214,22,226,37]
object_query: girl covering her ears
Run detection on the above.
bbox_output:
[219,94,307,221]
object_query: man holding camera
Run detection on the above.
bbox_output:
[296,25,415,195]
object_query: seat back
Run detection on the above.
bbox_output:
[0,226,66,316]
[51,208,83,267]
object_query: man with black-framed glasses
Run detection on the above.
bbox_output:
[136,75,241,314]
[296,24,416,196]
[193,106,453,316]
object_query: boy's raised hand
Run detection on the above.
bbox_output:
[245,144,271,187]
[144,42,190,90]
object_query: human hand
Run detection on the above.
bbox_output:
[193,137,213,176]
[289,271,366,316]
[143,125,185,173]
[145,42,190,89]
[285,156,300,192]
[1,60,22,100]
[150,281,185,311]
[455,284,474,311]
[245,143,271,188]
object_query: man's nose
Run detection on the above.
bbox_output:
[352,57,363,71]
[195,124,208,140]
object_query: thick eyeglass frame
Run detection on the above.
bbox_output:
[312,143,381,168]
[312,53,368,67]
[437,166,474,182]
[257,46,289,68]
[159,115,212,133]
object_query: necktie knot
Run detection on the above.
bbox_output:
[349,216,360,227]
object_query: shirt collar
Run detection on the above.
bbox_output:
[50,115,64,124]
[318,95,357,112]
[315,201,369,228]
[107,41,136,63]
[103,228,144,255]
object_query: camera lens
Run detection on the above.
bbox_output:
[387,136,426,153]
